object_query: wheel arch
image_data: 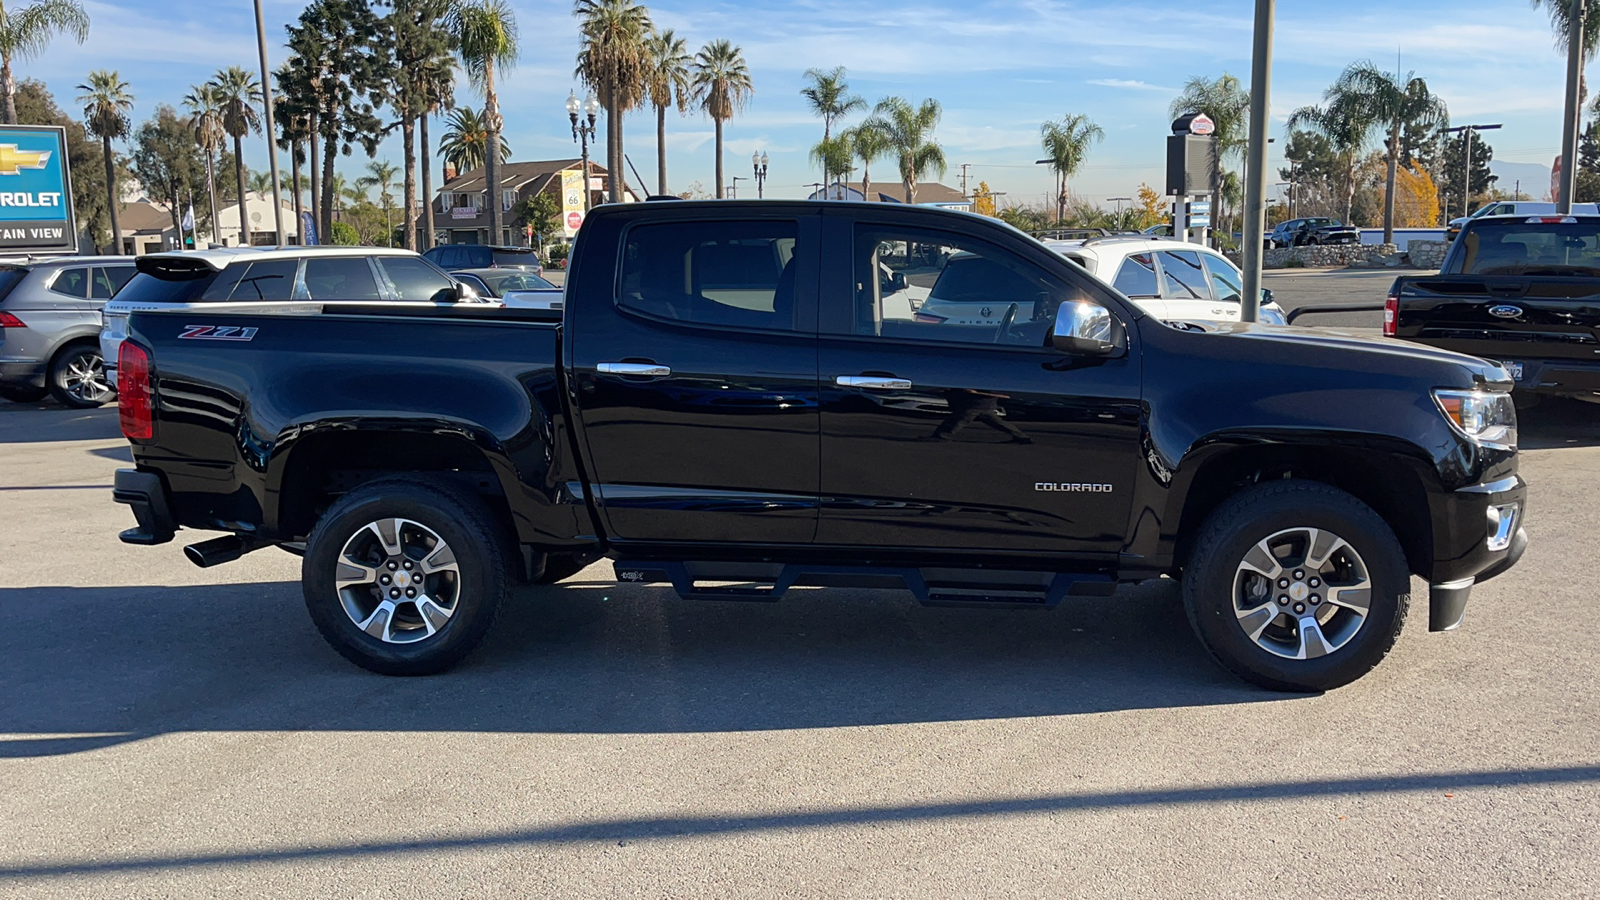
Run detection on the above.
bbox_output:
[1168,438,1437,579]
[266,422,526,547]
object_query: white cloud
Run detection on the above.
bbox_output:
[1088,79,1175,92]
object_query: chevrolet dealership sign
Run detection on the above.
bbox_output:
[0,125,76,253]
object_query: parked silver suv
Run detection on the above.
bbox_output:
[0,255,136,407]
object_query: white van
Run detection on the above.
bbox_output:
[1447,201,1600,238]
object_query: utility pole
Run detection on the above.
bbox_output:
[253,0,286,245]
[1239,0,1274,323]
[959,163,972,198]
[1559,0,1585,212]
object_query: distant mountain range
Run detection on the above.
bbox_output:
[1487,160,1554,199]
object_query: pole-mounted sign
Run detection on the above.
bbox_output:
[1166,114,1219,197]
[0,124,75,253]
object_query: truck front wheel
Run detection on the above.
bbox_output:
[302,478,510,675]
[1183,480,1409,692]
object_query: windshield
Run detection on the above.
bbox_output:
[475,270,556,294]
[1455,220,1600,275]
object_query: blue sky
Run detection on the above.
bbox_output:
[19,0,1582,207]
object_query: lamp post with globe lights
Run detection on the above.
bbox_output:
[753,151,769,199]
[567,91,600,210]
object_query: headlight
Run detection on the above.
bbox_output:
[1257,307,1286,326]
[1433,389,1517,450]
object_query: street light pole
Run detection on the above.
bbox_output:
[1239,0,1274,323]
[568,92,599,212]
[752,150,769,199]
[253,0,285,245]
[1559,0,1586,212]
[1441,124,1502,219]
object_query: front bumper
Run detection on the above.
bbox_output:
[112,468,177,545]
[1426,473,1528,631]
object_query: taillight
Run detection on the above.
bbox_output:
[0,311,23,328]
[913,311,948,324]
[1383,291,1398,336]
[117,342,153,440]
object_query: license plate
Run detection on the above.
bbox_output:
[1502,361,1524,381]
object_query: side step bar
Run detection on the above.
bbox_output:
[613,560,1116,609]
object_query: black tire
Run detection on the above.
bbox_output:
[302,477,511,675]
[0,383,48,403]
[535,552,592,584]
[1182,479,1409,692]
[48,342,115,409]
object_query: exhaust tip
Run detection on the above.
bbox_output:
[184,535,244,568]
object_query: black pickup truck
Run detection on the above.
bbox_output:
[111,200,1527,692]
[1390,213,1600,402]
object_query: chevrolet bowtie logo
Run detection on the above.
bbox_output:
[0,144,50,175]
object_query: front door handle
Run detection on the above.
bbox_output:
[598,362,671,377]
[836,375,912,390]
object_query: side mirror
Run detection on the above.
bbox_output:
[1261,288,1273,306]
[888,272,908,293]
[1051,301,1118,355]
[453,280,482,303]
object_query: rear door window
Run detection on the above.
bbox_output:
[49,267,91,298]
[1156,250,1210,300]
[102,265,136,296]
[619,219,801,331]
[379,256,457,302]
[303,257,383,300]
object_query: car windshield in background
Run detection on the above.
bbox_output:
[1458,220,1600,275]
[476,270,556,294]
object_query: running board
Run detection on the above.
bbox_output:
[612,560,1116,609]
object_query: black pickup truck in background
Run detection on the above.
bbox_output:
[1390,214,1600,404]
[111,201,1527,692]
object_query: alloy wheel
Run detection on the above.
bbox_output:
[335,518,462,644]
[1232,526,1372,660]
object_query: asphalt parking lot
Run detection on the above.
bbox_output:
[4,311,1599,897]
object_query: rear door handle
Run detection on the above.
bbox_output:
[598,362,671,377]
[836,375,912,390]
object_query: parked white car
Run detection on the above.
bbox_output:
[1040,237,1288,325]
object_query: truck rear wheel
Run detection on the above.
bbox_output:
[302,478,510,675]
[1183,480,1409,692]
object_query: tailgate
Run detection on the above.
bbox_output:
[1396,275,1600,362]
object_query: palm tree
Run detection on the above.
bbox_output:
[1329,61,1448,243]
[438,106,508,175]
[644,28,690,197]
[1039,113,1104,224]
[183,84,226,245]
[75,70,131,253]
[209,66,263,246]
[1169,74,1249,232]
[1531,0,1600,101]
[867,97,945,204]
[450,0,518,243]
[0,0,88,124]
[843,121,890,200]
[1286,97,1372,223]
[810,133,853,198]
[690,39,752,199]
[574,0,653,203]
[249,170,279,197]
[417,54,456,251]
[801,66,864,196]
[362,159,399,245]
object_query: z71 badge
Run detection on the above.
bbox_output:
[178,324,258,341]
